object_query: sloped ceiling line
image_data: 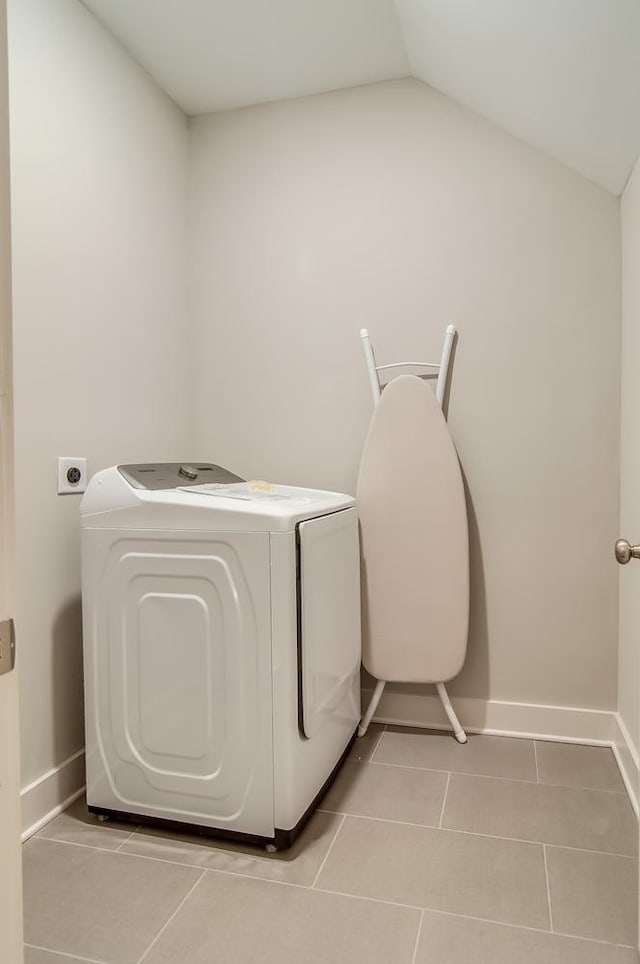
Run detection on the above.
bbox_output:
[80,0,640,194]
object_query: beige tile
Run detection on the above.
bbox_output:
[36,795,137,851]
[536,741,625,791]
[348,723,384,761]
[25,949,104,964]
[22,837,201,963]
[442,773,637,855]
[414,911,638,963]
[316,815,549,929]
[143,871,420,964]
[321,760,447,825]
[546,846,638,945]
[375,728,537,781]
[25,949,101,964]
[121,808,342,886]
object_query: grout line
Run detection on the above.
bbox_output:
[33,835,632,955]
[547,931,635,949]
[410,909,425,964]
[544,841,637,858]
[26,817,636,952]
[542,845,554,932]
[311,814,346,888]
[438,773,451,829]
[34,829,383,891]
[448,827,638,860]
[43,811,638,866]
[309,884,636,950]
[315,811,637,859]
[146,858,636,952]
[368,724,387,763]
[34,835,303,879]
[115,826,291,868]
[368,760,456,777]
[114,826,142,852]
[32,834,131,856]
[317,807,442,832]
[365,759,628,794]
[32,836,202,869]
[136,869,207,964]
[533,741,540,783]
[24,944,108,963]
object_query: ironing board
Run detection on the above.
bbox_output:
[356,329,469,742]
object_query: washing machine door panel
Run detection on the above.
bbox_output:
[88,530,274,835]
[298,508,361,739]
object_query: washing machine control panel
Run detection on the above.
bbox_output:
[117,462,244,490]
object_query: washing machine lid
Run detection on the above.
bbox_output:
[81,466,354,531]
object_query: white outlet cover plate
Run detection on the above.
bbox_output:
[58,457,88,495]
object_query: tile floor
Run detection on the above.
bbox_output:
[23,728,639,963]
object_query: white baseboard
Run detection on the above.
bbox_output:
[366,689,640,812]
[19,696,639,839]
[612,713,639,817]
[21,749,86,842]
[365,689,616,744]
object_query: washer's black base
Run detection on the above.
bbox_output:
[88,729,357,851]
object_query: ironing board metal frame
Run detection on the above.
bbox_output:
[357,325,467,744]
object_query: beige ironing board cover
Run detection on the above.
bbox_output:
[356,375,469,683]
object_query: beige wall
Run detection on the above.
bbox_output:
[8,0,192,789]
[7,19,624,812]
[618,155,640,757]
[190,78,621,710]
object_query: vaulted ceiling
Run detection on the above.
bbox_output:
[80,0,640,195]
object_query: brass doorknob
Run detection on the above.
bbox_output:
[615,539,640,565]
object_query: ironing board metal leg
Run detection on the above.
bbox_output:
[436,682,467,743]
[358,679,386,737]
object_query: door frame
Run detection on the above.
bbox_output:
[0,0,24,959]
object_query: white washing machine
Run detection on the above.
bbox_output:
[80,463,361,849]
